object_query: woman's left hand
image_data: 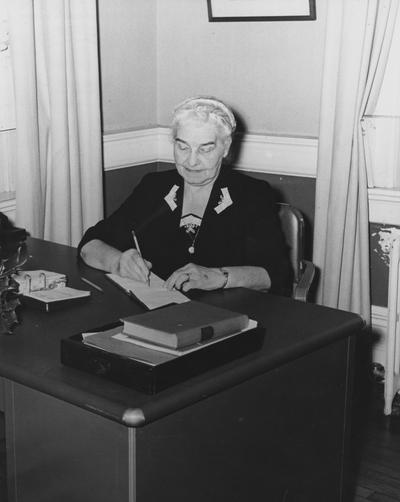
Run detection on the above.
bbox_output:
[165,263,227,292]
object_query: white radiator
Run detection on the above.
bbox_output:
[384,237,400,415]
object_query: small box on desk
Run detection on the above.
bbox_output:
[60,322,265,394]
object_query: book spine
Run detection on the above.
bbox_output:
[185,315,249,348]
[202,315,249,344]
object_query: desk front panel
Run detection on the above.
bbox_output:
[135,337,353,502]
[4,380,133,502]
[4,335,353,502]
[0,377,4,412]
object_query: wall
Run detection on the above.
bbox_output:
[98,0,324,256]
[156,0,327,136]
[98,0,157,133]
[98,0,327,136]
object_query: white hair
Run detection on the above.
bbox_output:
[171,96,236,139]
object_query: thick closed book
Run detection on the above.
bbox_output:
[82,318,258,363]
[121,300,249,349]
[61,321,265,394]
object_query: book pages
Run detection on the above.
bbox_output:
[113,319,258,356]
[24,286,90,303]
[106,272,189,310]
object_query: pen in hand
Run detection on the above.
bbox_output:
[131,230,150,286]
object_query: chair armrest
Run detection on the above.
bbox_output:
[293,260,316,302]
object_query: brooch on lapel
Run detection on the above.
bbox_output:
[214,187,233,214]
[164,185,179,211]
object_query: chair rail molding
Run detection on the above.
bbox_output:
[369,188,400,225]
[103,128,161,170]
[103,127,318,178]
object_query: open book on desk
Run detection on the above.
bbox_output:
[22,286,90,312]
[106,272,189,310]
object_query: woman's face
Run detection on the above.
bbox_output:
[173,116,231,187]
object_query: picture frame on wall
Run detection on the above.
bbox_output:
[207,0,316,22]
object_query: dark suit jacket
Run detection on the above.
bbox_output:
[78,167,292,295]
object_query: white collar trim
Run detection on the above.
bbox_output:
[214,187,233,214]
[164,184,179,211]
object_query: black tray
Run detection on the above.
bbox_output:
[60,323,265,394]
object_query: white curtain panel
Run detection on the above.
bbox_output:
[313,0,398,322]
[8,0,103,246]
[362,1,400,188]
[363,116,400,188]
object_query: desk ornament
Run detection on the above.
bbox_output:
[0,212,28,335]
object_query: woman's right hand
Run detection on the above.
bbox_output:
[112,249,152,283]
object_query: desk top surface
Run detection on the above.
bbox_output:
[0,238,364,426]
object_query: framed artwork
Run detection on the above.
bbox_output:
[207,0,316,22]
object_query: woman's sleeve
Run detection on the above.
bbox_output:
[243,181,293,296]
[77,174,153,257]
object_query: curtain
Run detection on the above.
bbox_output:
[313,0,398,323]
[7,0,103,246]
[363,3,400,188]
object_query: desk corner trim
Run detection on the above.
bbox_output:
[122,407,146,426]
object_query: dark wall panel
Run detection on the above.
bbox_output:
[245,171,315,261]
[370,223,400,307]
[104,163,158,216]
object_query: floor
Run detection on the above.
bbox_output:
[349,381,400,502]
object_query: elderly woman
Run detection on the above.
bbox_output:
[78,97,292,295]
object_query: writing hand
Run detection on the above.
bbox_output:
[116,249,152,283]
[165,263,227,292]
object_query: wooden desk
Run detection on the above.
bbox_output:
[0,238,363,502]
